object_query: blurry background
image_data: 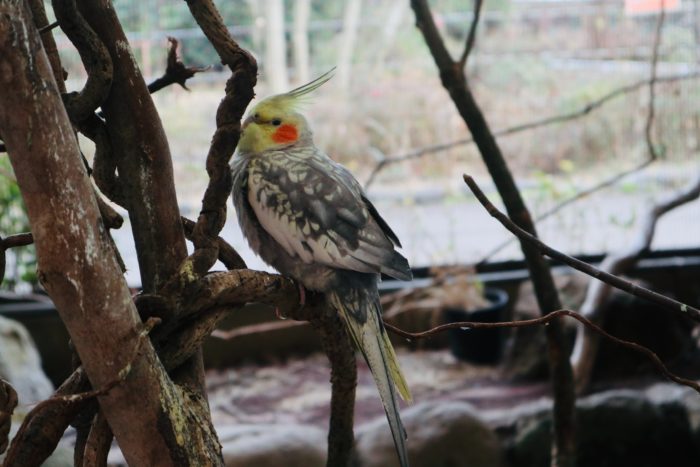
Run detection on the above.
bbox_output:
[2,0,696,289]
[1,2,699,465]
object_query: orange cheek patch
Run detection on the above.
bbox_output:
[272,124,299,144]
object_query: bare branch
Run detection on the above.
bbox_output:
[364,71,699,188]
[644,3,666,162]
[81,411,112,467]
[53,0,113,123]
[181,217,246,270]
[180,0,258,279]
[38,21,60,34]
[458,0,483,68]
[410,2,576,464]
[147,37,210,93]
[0,233,34,250]
[571,173,700,392]
[211,319,305,340]
[3,370,89,466]
[0,379,17,455]
[463,174,700,320]
[385,309,700,394]
[476,158,654,264]
[312,308,357,466]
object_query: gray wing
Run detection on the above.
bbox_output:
[246,149,411,281]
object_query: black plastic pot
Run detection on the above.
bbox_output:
[443,287,509,365]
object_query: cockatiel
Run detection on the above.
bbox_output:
[230,70,413,467]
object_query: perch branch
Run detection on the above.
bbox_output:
[463,174,700,319]
[312,308,357,466]
[384,309,700,394]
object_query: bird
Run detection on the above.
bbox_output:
[230,69,413,467]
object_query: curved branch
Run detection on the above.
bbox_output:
[53,0,113,123]
[463,174,700,320]
[181,0,258,279]
[181,217,246,270]
[384,309,700,394]
[571,171,700,392]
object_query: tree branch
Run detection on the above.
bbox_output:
[312,309,357,466]
[0,5,220,463]
[463,174,700,319]
[81,411,112,467]
[364,71,699,189]
[147,37,209,94]
[53,0,113,123]
[458,0,483,68]
[180,0,257,279]
[78,0,188,294]
[181,217,246,270]
[0,379,17,456]
[384,309,700,394]
[410,2,576,465]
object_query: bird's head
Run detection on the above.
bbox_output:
[238,69,334,154]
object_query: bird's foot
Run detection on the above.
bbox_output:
[275,282,306,320]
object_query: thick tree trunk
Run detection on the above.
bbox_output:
[0,2,221,465]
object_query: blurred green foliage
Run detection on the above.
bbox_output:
[0,157,36,291]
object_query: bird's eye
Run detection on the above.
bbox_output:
[271,118,282,126]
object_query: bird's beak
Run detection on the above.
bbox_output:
[242,115,254,130]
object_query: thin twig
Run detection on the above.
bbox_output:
[410,2,576,464]
[38,20,59,34]
[571,4,676,393]
[463,174,700,320]
[363,71,699,188]
[458,0,483,68]
[0,233,33,250]
[476,158,654,264]
[147,37,210,94]
[211,319,306,340]
[385,309,700,394]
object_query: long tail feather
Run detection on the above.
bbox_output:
[330,289,411,467]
